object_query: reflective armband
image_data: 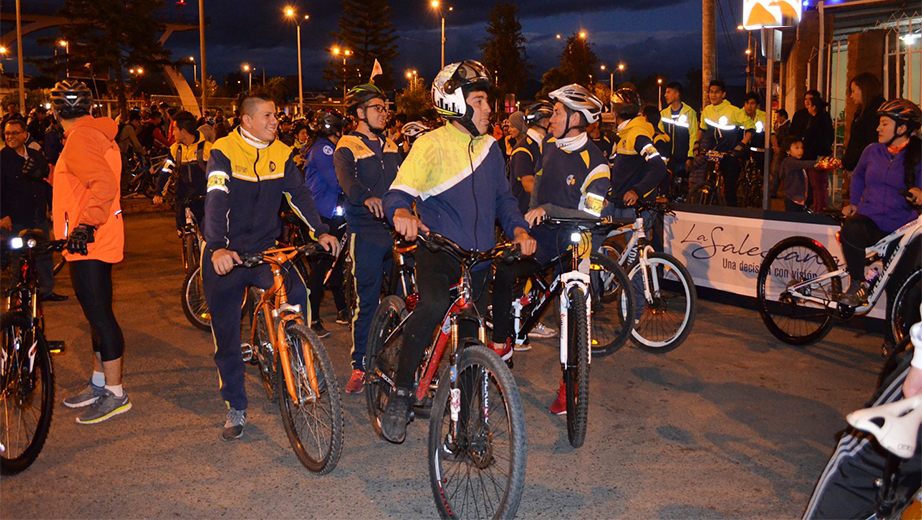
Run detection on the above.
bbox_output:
[579,192,606,217]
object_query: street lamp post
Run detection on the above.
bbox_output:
[243,63,252,90]
[333,47,351,102]
[189,56,196,84]
[59,40,69,77]
[285,7,310,116]
[617,63,625,85]
[430,1,452,69]
[657,78,663,110]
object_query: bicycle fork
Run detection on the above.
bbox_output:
[559,273,592,368]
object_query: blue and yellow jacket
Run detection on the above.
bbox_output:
[742,108,767,150]
[508,129,543,216]
[384,122,527,252]
[303,136,341,219]
[203,128,328,255]
[699,100,754,152]
[609,117,669,207]
[534,133,610,217]
[158,132,211,200]
[659,102,698,161]
[334,132,401,231]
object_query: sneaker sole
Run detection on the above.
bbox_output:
[313,330,331,339]
[76,401,132,424]
[221,429,245,441]
[529,332,557,339]
[63,396,100,409]
[550,409,567,416]
[513,344,532,352]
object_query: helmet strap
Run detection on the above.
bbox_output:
[459,103,482,136]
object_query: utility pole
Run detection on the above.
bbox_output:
[199,0,207,113]
[15,0,25,111]
[702,0,716,109]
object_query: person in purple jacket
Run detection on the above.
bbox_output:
[838,99,922,308]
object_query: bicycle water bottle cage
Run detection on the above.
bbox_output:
[847,394,922,459]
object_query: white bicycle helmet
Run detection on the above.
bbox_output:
[432,60,492,135]
[402,121,430,141]
[549,84,603,125]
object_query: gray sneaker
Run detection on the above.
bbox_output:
[76,389,131,424]
[221,408,247,441]
[529,322,557,339]
[63,382,106,409]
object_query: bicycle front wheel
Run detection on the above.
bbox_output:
[1,312,54,475]
[564,286,590,448]
[365,295,407,437]
[181,266,211,332]
[889,266,922,346]
[626,252,697,352]
[429,343,527,520]
[276,323,344,474]
[588,253,634,358]
[756,237,839,345]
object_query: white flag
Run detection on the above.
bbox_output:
[370,59,383,82]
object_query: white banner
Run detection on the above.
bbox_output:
[663,210,886,319]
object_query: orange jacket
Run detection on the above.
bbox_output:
[52,116,124,263]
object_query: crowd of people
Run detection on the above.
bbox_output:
[1,60,920,516]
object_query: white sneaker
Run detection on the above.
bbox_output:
[529,322,557,339]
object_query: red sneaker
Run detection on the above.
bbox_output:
[549,379,567,415]
[489,339,513,361]
[345,369,365,394]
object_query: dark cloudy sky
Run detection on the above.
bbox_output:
[15,0,753,92]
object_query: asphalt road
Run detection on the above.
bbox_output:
[1,211,887,519]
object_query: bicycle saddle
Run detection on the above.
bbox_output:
[847,394,922,459]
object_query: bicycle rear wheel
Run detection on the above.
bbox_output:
[365,295,407,437]
[181,266,211,332]
[588,253,634,358]
[889,267,922,346]
[429,343,527,520]
[564,286,590,448]
[756,237,839,345]
[626,252,697,352]
[276,323,344,474]
[1,312,54,475]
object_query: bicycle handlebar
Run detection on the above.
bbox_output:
[416,231,521,267]
[541,216,623,233]
[4,237,66,256]
[238,243,325,268]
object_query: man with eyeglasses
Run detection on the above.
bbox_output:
[334,83,402,394]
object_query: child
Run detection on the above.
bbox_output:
[780,136,840,212]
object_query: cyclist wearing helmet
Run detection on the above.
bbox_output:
[692,79,755,206]
[506,83,611,415]
[400,120,430,149]
[836,99,922,309]
[382,60,536,444]
[49,80,131,424]
[508,101,552,216]
[334,83,402,394]
[303,110,350,332]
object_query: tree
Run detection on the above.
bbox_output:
[323,0,399,91]
[395,82,430,118]
[42,0,171,117]
[252,77,290,108]
[479,2,530,99]
[538,33,599,99]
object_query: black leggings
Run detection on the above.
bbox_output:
[839,215,886,282]
[69,260,125,362]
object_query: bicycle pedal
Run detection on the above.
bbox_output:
[240,343,254,364]
[505,358,514,370]
[48,340,65,354]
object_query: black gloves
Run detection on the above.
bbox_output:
[66,224,96,255]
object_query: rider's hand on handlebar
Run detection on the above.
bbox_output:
[364,197,384,219]
[318,233,341,257]
[524,207,546,228]
[152,195,164,206]
[841,205,857,218]
[212,248,241,275]
[512,227,536,256]
[906,187,922,206]
[623,190,639,207]
[393,208,428,241]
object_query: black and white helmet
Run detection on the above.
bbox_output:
[401,121,429,140]
[549,84,603,125]
[524,101,553,126]
[432,60,492,135]
[50,79,94,119]
[611,87,642,119]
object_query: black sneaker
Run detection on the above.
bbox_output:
[221,408,247,441]
[335,309,351,326]
[381,387,414,444]
[838,281,868,308]
[311,320,331,339]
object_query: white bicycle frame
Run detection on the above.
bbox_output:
[785,214,922,314]
[605,216,659,305]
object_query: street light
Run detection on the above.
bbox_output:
[242,63,253,90]
[284,6,310,116]
[430,0,452,69]
[555,34,561,39]
[600,64,613,90]
[657,78,663,110]
[579,31,587,39]
[332,47,351,101]
[189,56,196,83]
[59,40,69,76]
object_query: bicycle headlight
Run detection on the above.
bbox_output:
[9,237,23,250]
[334,205,345,217]
[570,232,582,244]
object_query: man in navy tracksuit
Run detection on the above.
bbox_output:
[203,95,338,441]
[334,84,402,395]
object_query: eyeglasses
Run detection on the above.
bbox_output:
[365,104,388,114]
[3,131,23,137]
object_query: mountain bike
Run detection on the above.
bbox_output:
[123,150,170,199]
[735,152,763,209]
[599,200,697,353]
[756,213,921,346]
[689,150,729,206]
[1,234,66,475]
[365,232,526,519]
[177,196,211,331]
[237,243,344,474]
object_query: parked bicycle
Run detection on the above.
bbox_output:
[756,213,921,346]
[122,150,170,199]
[365,232,526,519]
[1,233,66,475]
[599,200,698,353]
[238,243,344,474]
[735,152,763,209]
[177,196,210,332]
[689,150,729,206]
